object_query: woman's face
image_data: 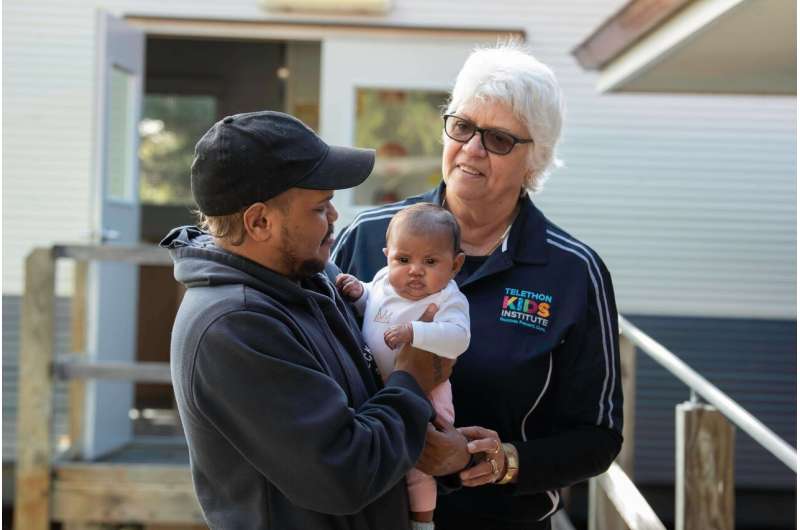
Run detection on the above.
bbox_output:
[442,98,533,205]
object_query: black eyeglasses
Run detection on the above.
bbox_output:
[443,114,533,155]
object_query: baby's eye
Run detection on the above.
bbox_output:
[424,258,437,265]
[397,257,409,264]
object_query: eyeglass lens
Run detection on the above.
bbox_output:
[445,116,516,154]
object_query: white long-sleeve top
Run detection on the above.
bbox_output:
[353,266,471,379]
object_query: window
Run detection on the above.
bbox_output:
[353,89,448,205]
[138,94,217,205]
[107,66,136,202]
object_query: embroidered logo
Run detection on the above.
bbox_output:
[374,306,392,324]
[362,344,383,384]
[499,287,552,332]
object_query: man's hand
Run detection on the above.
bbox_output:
[384,322,413,349]
[335,273,364,301]
[394,345,455,394]
[393,304,454,393]
[416,415,470,476]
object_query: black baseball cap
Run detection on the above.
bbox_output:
[191,111,375,215]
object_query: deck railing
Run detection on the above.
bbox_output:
[619,316,797,472]
[588,316,797,530]
[14,245,190,530]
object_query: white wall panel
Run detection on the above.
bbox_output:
[3,0,795,318]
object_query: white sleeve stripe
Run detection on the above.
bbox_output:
[330,204,406,261]
[546,230,616,428]
[538,490,560,521]
[521,352,552,441]
[546,237,615,429]
[546,229,617,428]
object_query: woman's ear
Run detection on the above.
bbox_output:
[242,202,273,242]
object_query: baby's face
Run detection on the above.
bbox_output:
[384,229,463,301]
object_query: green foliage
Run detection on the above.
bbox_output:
[355,90,447,157]
[139,95,216,205]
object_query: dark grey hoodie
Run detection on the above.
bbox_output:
[162,226,434,529]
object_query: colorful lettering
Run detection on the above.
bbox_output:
[502,296,518,310]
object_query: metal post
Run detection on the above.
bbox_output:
[619,335,636,477]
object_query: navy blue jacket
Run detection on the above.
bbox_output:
[333,184,623,524]
[162,226,434,529]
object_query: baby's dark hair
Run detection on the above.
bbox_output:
[385,203,461,254]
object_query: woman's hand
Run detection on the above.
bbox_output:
[416,415,470,476]
[458,426,506,487]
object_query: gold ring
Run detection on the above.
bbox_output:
[490,440,501,454]
[488,458,499,475]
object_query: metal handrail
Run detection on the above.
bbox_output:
[596,463,666,530]
[619,315,797,472]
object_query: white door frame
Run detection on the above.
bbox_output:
[85,10,144,459]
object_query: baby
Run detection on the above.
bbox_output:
[336,203,470,530]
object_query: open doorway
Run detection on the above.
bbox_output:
[134,36,321,420]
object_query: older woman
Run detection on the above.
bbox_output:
[333,43,622,530]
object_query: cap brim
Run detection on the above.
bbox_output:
[297,145,375,191]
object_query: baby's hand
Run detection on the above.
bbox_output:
[335,273,364,301]
[384,323,414,350]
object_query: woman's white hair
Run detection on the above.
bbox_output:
[446,40,565,195]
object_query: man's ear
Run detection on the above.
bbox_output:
[242,202,274,242]
[452,251,466,276]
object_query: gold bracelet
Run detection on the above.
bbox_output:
[496,443,519,485]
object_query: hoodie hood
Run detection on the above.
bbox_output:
[160,225,324,304]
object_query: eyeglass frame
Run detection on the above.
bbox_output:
[442,114,534,155]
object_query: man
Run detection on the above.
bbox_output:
[162,111,449,529]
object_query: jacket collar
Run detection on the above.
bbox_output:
[430,182,549,266]
[422,184,444,205]
[505,195,549,265]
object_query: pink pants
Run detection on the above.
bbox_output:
[407,380,455,512]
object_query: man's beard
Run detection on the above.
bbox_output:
[279,224,333,280]
[295,257,326,279]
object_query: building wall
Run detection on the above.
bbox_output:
[3,0,796,319]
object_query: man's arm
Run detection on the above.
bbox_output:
[191,309,434,515]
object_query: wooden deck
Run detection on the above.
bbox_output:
[50,437,575,529]
[52,437,204,527]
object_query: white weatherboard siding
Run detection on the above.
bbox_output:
[3,0,796,319]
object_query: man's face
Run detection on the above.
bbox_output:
[272,188,338,279]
